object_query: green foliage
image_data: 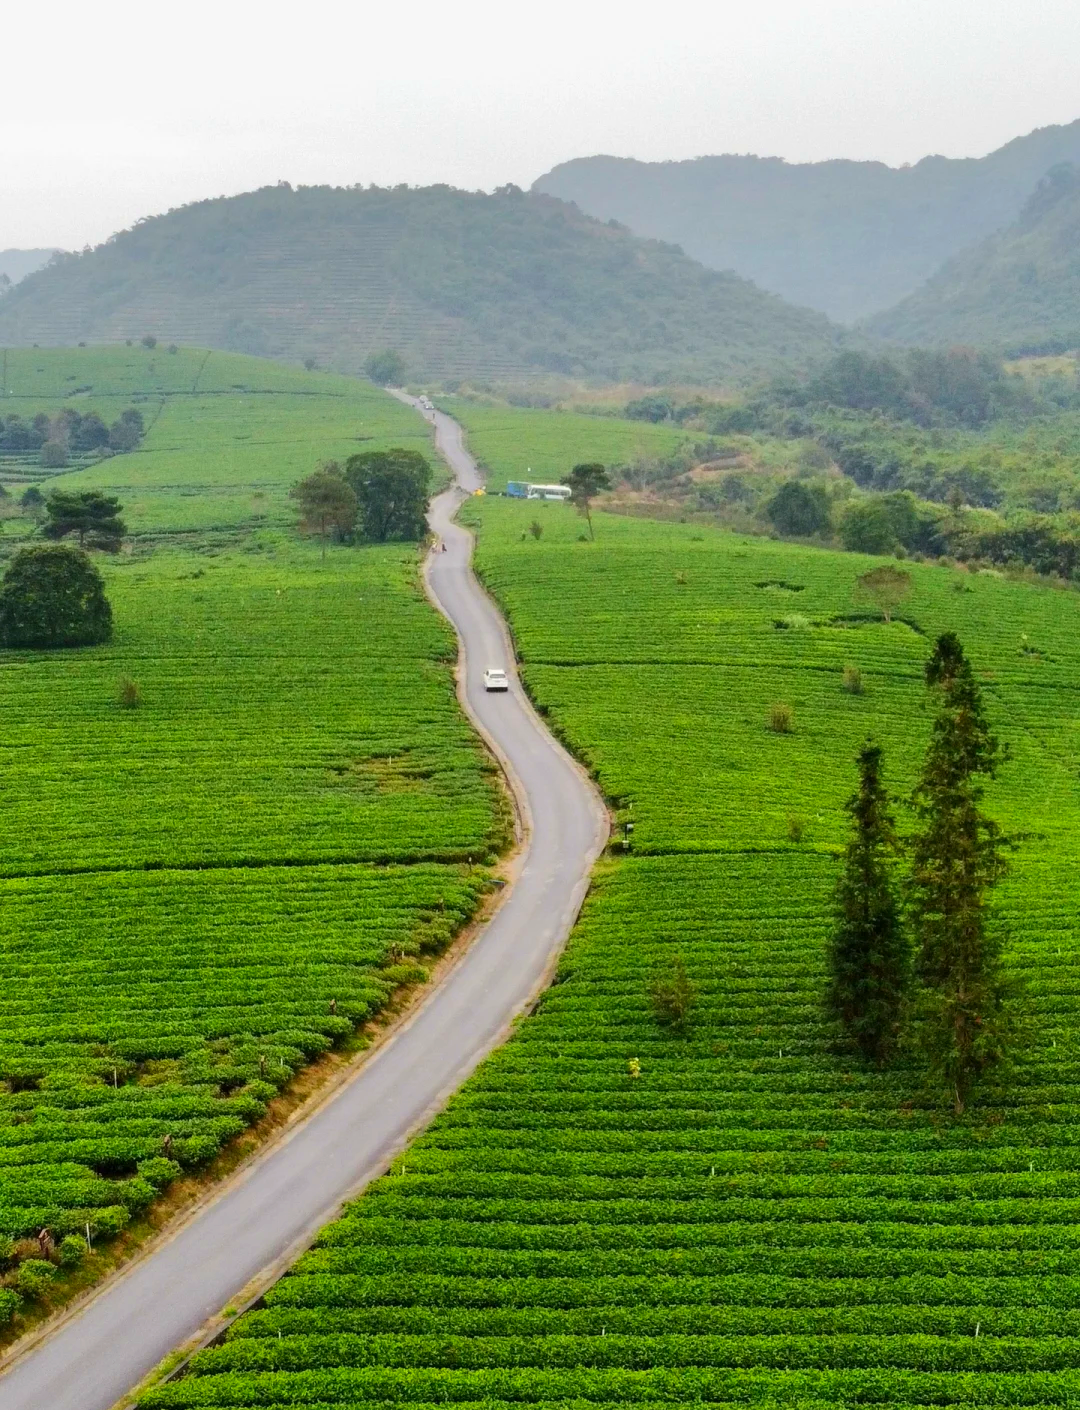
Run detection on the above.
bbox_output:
[910,634,1010,1114]
[625,394,675,423]
[0,186,839,385]
[42,489,126,550]
[39,439,67,469]
[117,676,141,709]
[364,349,407,386]
[345,448,431,543]
[854,563,913,623]
[829,744,909,1062]
[766,479,830,537]
[15,1259,56,1297]
[648,954,697,1033]
[0,543,112,648]
[289,466,358,549]
[561,462,611,539]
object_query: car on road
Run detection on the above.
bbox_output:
[484,667,509,692]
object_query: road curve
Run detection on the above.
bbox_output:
[0,403,608,1410]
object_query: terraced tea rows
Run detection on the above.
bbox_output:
[0,350,499,1331]
[151,496,1080,1408]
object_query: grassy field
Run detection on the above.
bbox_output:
[0,349,500,1329]
[435,400,690,490]
[151,492,1080,1408]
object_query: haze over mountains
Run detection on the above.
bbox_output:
[534,120,1080,323]
[0,249,57,286]
[0,185,838,385]
[864,163,1080,352]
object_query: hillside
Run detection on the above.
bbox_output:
[864,164,1080,351]
[534,119,1080,322]
[0,249,56,285]
[0,186,839,386]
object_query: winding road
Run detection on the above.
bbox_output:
[0,403,608,1410]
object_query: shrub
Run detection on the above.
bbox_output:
[842,664,864,694]
[787,815,805,842]
[141,335,157,349]
[57,1234,87,1268]
[40,439,68,469]
[529,520,543,540]
[117,677,141,709]
[649,955,697,1033]
[0,544,113,648]
[768,702,794,733]
[0,1287,20,1325]
[16,1259,56,1297]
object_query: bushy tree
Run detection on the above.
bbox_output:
[344,448,430,542]
[289,467,357,555]
[363,349,407,386]
[910,632,1009,1114]
[829,743,909,1062]
[0,544,113,648]
[766,479,830,537]
[42,490,126,550]
[854,563,912,623]
[561,462,611,540]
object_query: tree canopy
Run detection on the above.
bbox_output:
[290,466,357,553]
[0,543,113,648]
[42,490,126,551]
[561,462,611,540]
[344,448,430,543]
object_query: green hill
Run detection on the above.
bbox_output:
[0,185,839,386]
[534,119,1080,322]
[863,164,1080,351]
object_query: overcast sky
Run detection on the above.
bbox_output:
[5,0,1080,249]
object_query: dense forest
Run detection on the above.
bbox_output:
[535,119,1080,321]
[0,185,840,385]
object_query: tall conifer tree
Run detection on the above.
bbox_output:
[910,632,1009,1114]
[829,743,909,1062]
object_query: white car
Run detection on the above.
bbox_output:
[484,667,509,692]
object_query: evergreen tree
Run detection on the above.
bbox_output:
[910,631,1009,1114]
[829,742,909,1062]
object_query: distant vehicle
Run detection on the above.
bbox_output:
[506,481,571,501]
[418,396,434,411]
[484,667,509,692]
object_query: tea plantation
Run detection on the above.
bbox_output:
[0,350,500,1322]
[148,495,1080,1407]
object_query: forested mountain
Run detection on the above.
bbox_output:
[0,249,57,286]
[534,119,1080,322]
[0,185,839,385]
[864,164,1080,352]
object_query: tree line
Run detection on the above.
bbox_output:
[0,408,145,465]
[830,632,1010,1114]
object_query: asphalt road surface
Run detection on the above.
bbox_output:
[0,400,608,1410]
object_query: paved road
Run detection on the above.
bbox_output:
[0,402,608,1410]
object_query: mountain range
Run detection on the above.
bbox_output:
[534,120,1080,323]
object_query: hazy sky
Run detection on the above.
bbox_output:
[6,0,1080,249]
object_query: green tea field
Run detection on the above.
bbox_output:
[434,401,689,490]
[149,493,1080,1408]
[0,350,500,1325]
[1,345,432,534]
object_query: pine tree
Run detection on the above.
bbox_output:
[829,743,909,1062]
[910,632,1009,1114]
